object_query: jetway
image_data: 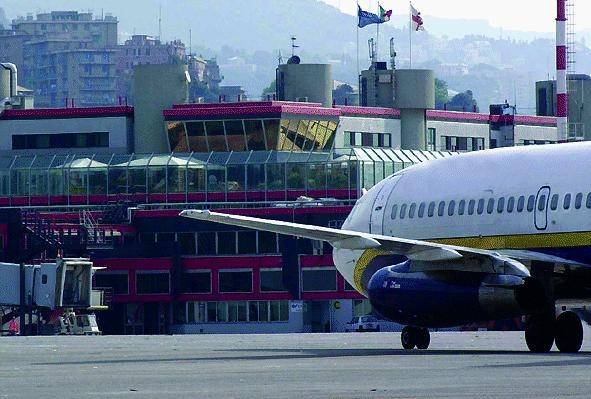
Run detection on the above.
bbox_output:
[0,259,101,335]
[0,259,93,309]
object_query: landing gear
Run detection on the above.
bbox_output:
[555,311,583,353]
[525,314,555,353]
[401,326,430,350]
[525,311,584,353]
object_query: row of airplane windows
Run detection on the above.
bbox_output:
[391,192,591,220]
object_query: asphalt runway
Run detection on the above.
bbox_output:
[2,331,591,399]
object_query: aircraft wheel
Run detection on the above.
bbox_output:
[416,328,430,350]
[525,314,555,353]
[401,326,416,350]
[555,311,583,353]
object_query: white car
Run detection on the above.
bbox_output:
[346,315,381,332]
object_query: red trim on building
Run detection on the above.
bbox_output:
[0,106,134,120]
[94,258,173,270]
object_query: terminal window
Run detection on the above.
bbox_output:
[12,132,109,150]
[260,268,286,292]
[219,270,253,293]
[302,268,337,292]
[136,272,170,294]
[94,272,129,295]
[181,271,211,293]
[344,132,391,148]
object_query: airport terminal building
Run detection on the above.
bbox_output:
[0,63,559,334]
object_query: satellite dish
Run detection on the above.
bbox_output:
[287,55,301,65]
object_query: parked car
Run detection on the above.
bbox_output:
[346,315,380,332]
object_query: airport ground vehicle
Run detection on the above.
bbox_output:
[183,142,591,353]
[54,311,101,335]
[345,315,380,332]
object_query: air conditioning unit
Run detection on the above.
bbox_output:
[296,96,308,102]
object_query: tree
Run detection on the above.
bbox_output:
[435,78,449,109]
[447,90,479,113]
[261,79,276,100]
[333,83,354,105]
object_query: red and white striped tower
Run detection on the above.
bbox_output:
[556,0,568,141]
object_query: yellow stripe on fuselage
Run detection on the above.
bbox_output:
[430,231,591,250]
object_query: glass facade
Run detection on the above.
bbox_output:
[0,149,455,204]
[167,118,338,153]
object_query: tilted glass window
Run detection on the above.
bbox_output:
[167,122,189,152]
[550,194,559,211]
[186,121,208,152]
[448,200,455,216]
[575,193,583,209]
[527,195,536,212]
[391,204,398,220]
[409,203,417,219]
[468,199,476,215]
[537,195,547,211]
[205,121,227,152]
[418,202,426,218]
[517,196,525,212]
[438,201,445,217]
[458,200,466,215]
[425,202,434,217]
[244,120,266,151]
[225,120,247,151]
[564,193,571,210]
[477,199,485,214]
[506,197,514,213]
[497,197,505,213]
[400,204,407,219]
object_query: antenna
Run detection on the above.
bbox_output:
[278,50,284,65]
[291,36,299,57]
[368,38,376,64]
[389,38,397,69]
[158,5,162,41]
[189,28,192,57]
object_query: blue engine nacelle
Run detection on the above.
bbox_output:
[367,261,545,328]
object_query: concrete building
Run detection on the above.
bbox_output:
[276,63,333,107]
[536,74,591,141]
[1,11,119,108]
[116,35,186,102]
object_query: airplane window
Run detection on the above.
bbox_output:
[458,200,466,215]
[538,195,546,211]
[527,195,535,212]
[428,202,435,217]
[487,198,495,214]
[418,202,426,218]
[477,199,485,215]
[468,199,476,215]
[507,197,515,213]
[575,193,583,209]
[587,193,591,209]
[497,197,505,213]
[391,205,398,219]
[438,201,445,217]
[550,194,559,210]
[400,204,407,219]
[564,193,571,210]
[517,196,525,212]
[409,203,417,219]
[448,200,456,216]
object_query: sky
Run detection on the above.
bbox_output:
[321,0,591,33]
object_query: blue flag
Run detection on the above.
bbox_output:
[358,5,383,28]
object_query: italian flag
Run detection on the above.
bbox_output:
[380,5,392,22]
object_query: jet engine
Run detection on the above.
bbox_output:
[367,261,546,328]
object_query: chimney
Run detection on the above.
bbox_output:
[556,0,568,141]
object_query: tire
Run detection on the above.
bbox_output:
[525,314,555,353]
[401,326,416,350]
[416,328,430,350]
[555,311,583,353]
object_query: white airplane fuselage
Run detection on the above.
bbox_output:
[334,142,591,297]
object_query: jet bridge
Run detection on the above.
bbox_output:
[0,259,100,334]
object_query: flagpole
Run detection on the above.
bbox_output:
[357,1,360,97]
[409,1,412,68]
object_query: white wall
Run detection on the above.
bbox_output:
[427,120,490,150]
[514,124,558,144]
[0,116,130,154]
[335,116,401,148]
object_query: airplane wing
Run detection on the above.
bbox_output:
[179,210,535,276]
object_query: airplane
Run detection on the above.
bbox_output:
[180,141,591,353]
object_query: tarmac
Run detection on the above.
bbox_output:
[1,331,591,399]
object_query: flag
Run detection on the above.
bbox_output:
[379,5,392,22]
[358,5,383,28]
[411,4,425,31]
